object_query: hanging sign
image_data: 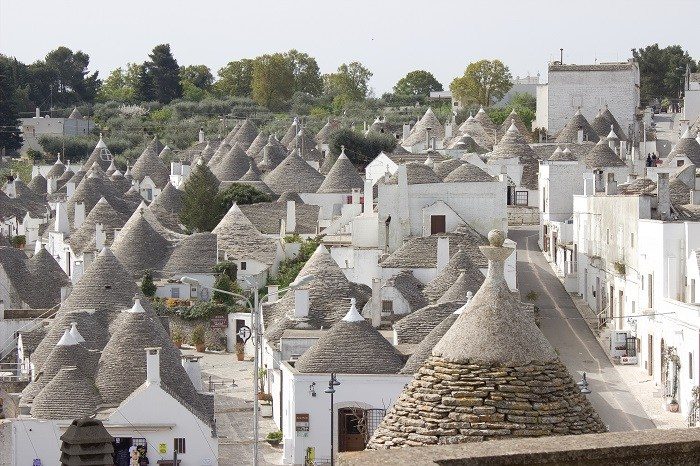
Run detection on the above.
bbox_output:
[296,413,310,436]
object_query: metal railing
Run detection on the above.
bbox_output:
[0,362,29,382]
[596,308,609,331]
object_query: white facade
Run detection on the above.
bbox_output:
[279,364,411,465]
[535,61,640,136]
[20,111,93,153]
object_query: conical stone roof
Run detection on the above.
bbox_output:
[280,120,299,148]
[148,182,184,231]
[583,139,626,168]
[232,119,259,150]
[548,146,578,162]
[489,122,537,160]
[69,198,130,255]
[263,149,324,194]
[83,135,113,172]
[46,158,66,178]
[27,247,70,307]
[403,108,445,147]
[443,163,495,183]
[240,159,263,181]
[246,131,269,158]
[131,143,170,188]
[437,271,481,304]
[601,106,628,140]
[294,299,405,374]
[212,143,250,181]
[368,230,606,449]
[423,248,484,303]
[316,149,364,193]
[31,366,101,420]
[68,107,83,119]
[457,115,493,150]
[207,142,231,170]
[256,136,288,171]
[499,109,533,143]
[432,159,464,179]
[320,151,338,175]
[111,208,173,278]
[668,128,700,165]
[555,110,600,144]
[591,109,626,140]
[473,106,498,134]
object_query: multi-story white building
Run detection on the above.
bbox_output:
[20,107,94,153]
[535,60,640,137]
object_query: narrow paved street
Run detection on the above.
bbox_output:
[509,227,656,431]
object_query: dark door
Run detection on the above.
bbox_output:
[338,408,366,452]
[430,215,446,235]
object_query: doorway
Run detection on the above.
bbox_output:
[338,408,367,452]
[648,335,654,376]
[430,215,446,235]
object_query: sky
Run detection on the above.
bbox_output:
[1,0,699,94]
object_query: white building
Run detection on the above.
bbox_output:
[19,107,93,153]
[535,60,640,137]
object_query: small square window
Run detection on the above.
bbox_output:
[381,300,393,313]
[677,160,684,167]
[174,437,186,454]
[240,261,247,271]
[171,287,180,299]
[515,191,528,206]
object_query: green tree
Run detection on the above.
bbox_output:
[180,64,213,90]
[141,270,156,297]
[632,44,698,105]
[133,63,155,102]
[510,92,536,111]
[450,59,512,107]
[215,183,271,219]
[44,46,100,104]
[146,44,182,103]
[180,163,221,232]
[393,70,443,97]
[251,53,294,111]
[284,49,323,96]
[215,59,254,97]
[323,62,373,103]
[0,59,23,152]
[327,128,396,168]
[97,67,135,102]
[212,273,235,305]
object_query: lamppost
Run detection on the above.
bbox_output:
[325,373,341,466]
[180,274,314,466]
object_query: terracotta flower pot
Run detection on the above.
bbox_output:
[195,343,206,353]
[174,340,182,349]
[236,352,245,361]
[669,401,679,412]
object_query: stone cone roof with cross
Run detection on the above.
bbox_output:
[368,230,606,449]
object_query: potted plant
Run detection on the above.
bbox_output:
[265,430,282,446]
[11,235,25,249]
[235,341,245,361]
[191,324,206,353]
[171,326,183,349]
[257,368,268,400]
[666,346,681,412]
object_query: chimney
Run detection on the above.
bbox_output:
[577,127,584,144]
[657,173,671,220]
[5,178,16,198]
[66,180,76,199]
[363,179,373,213]
[181,355,203,391]
[445,121,453,139]
[285,200,296,234]
[145,347,161,386]
[294,288,310,319]
[35,107,40,118]
[198,127,205,143]
[370,278,381,328]
[436,237,450,273]
[402,123,410,141]
[605,172,617,195]
[351,188,361,205]
[73,202,85,229]
[267,285,279,303]
[55,202,70,235]
[594,170,605,193]
[691,190,700,205]
[95,223,106,251]
[583,173,595,196]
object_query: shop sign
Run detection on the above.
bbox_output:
[296,413,309,437]
[210,315,228,329]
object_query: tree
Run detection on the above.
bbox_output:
[323,62,373,103]
[215,183,271,218]
[212,273,235,305]
[133,63,155,102]
[141,270,156,297]
[284,49,323,96]
[44,46,100,104]
[96,67,135,102]
[179,65,213,90]
[180,163,221,232]
[393,70,443,97]
[0,59,23,152]
[251,53,294,110]
[633,44,698,105]
[450,59,512,107]
[146,44,182,103]
[215,59,254,97]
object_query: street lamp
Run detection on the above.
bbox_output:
[180,273,313,466]
[325,373,341,466]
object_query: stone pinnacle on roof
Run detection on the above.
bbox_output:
[368,230,606,448]
[555,109,600,144]
[402,107,445,147]
[131,142,170,189]
[474,106,497,133]
[548,145,578,162]
[606,125,619,140]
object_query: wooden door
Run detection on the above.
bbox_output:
[338,408,366,452]
[430,215,446,235]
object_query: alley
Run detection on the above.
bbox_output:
[509,227,656,431]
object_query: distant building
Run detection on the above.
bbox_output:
[429,74,539,111]
[683,68,700,129]
[535,60,640,137]
[19,107,94,153]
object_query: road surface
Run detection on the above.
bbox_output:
[509,227,656,431]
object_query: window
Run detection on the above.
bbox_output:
[515,191,528,206]
[606,229,610,244]
[630,233,634,248]
[430,215,446,234]
[171,287,180,299]
[146,188,153,201]
[174,438,186,454]
[381,300,393,313]
[240,261,247,271]
[677,160,685,167]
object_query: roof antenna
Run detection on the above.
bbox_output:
[560,48,564,65]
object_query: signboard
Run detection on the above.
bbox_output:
[296,413,309,437]
[210,315,228,329]
[158,443,167,454]
[237,325,252,344]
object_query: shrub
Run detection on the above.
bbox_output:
[10,235,26,248]
[141,270,156,297]
[266,430,282,441]
[191,324,206,345]
[213,261,238,281]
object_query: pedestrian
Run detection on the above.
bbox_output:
[646,154,652,167]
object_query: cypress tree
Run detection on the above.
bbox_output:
[180,163,221,232]
[0,61,23,153]
[146,44,182,103]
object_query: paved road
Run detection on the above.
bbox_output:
[652,113,678,158]
[509,227,656,432]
